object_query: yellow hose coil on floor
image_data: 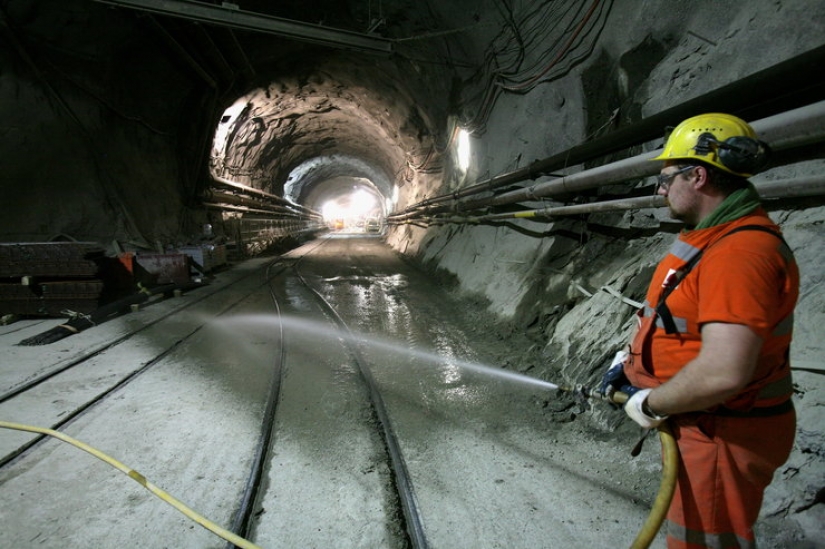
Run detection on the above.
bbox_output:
[630,421,679,549]
[0,421,263,549]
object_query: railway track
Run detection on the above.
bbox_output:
[279,240,427,549]
[219,238,427,548]
[0,258,281,468]
[0,237,426,548]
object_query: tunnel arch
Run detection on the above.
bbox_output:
[208,54,443,214]
[284,154,393,211]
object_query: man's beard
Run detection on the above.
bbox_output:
[666,199,697,228]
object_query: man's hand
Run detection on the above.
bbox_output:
[598,349,631,399]
[625,389,668,428]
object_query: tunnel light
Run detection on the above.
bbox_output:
[212,99,247,153]
[457,129,471,171]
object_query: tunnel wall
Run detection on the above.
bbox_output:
[0,2,215,250]
[387,1,825,544]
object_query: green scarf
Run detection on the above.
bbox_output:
[692,182,762,231]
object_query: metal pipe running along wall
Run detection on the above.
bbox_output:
[409,176,825,226]
[388,100,825,223]
[398,45,825,214]
[211,175,322,218]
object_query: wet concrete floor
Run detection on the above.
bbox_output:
[0,235,662,548]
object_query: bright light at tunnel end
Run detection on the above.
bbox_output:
[322,201,343,221]
[322,188,381,229]
[352,189,376,213]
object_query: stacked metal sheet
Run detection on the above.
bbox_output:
[0,242,106,316]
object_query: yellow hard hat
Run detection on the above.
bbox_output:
[652,113,768,177]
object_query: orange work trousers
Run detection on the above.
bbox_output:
[664,409,795,549]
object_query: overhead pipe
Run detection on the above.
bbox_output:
[203,202,314,220]
[403,196,663,225]
[211,174,321,217]
[388,151,657,222]
[401,175,825,226]
[398,45,825,215]
[388,100,825,222]
[91,0,393,55]
[750,101,825,150]
[470,100,825,211]
[203,189,322,219]
[754,175,825,200]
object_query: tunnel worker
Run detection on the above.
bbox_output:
[600,113,799,549]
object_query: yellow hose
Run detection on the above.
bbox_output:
[0,421,263,549]
[629,421,679,549]
[607,392,679,549]
[2,414,680,549]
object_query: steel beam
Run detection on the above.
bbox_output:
[92,0,393,55]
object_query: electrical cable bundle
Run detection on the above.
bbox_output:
[459,0,614,134]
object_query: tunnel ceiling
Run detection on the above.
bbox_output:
[5,0,624,226]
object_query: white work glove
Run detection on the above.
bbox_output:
[625,388,669,429]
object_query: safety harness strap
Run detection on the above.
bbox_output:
[655,225,787,335]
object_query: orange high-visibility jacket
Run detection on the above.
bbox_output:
[627,209,798,411]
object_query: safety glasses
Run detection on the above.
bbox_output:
[656,165,695,192]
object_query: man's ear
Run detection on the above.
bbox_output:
[692,165,710,191]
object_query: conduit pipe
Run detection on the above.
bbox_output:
[389,100,825,223]
[389,151,658,222]
[204,189,322,219]
[408,175,825,226]
[470,100,825,212]
[751,100,825,150]
[755,176,825,200]
[398,45,825,215]
[211,175,321,217]
[203,202,316,220]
